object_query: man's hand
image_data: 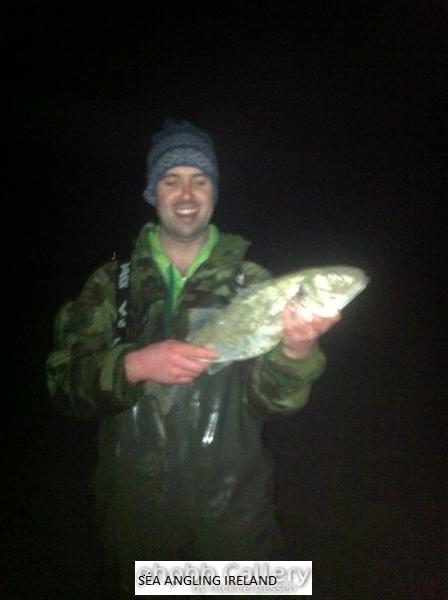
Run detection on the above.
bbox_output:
[124,340,219,385]
[281,300,341,359]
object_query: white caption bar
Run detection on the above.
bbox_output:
[135,561,312,595]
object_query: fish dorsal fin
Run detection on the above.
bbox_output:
[186,308,221,337]
[235,282,267,299]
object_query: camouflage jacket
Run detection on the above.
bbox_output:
[45,222,327,559]
[47,222,326,421]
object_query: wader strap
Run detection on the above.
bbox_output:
[112,260,132,348]
[163,263,176,339]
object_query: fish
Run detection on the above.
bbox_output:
[144,265,369,415]
[187,265,369,365]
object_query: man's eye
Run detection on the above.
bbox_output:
[164,178,177,186]
[195,178,207,186]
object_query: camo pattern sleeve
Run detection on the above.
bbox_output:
[46,262,139,420]
[245,342,327,419]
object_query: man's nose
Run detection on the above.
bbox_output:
[181,181,193,199]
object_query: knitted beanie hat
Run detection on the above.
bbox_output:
[143,119,219,206]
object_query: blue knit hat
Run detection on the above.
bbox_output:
[143,119,219,206]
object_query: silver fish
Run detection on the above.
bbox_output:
[145,265,369,415]
[188,265,369,365]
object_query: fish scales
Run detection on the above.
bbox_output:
[189,280,298,361]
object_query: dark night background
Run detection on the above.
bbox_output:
[7,2,446,598]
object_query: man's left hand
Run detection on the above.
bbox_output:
[280,299,341,359]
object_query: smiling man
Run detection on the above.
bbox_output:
[46,119,339,597]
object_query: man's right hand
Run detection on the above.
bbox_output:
[124,340,219,385]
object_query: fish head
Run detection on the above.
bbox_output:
[298,266,369,317]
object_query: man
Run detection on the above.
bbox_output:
[46,120,339,594]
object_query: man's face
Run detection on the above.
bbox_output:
[155,166,215,243]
